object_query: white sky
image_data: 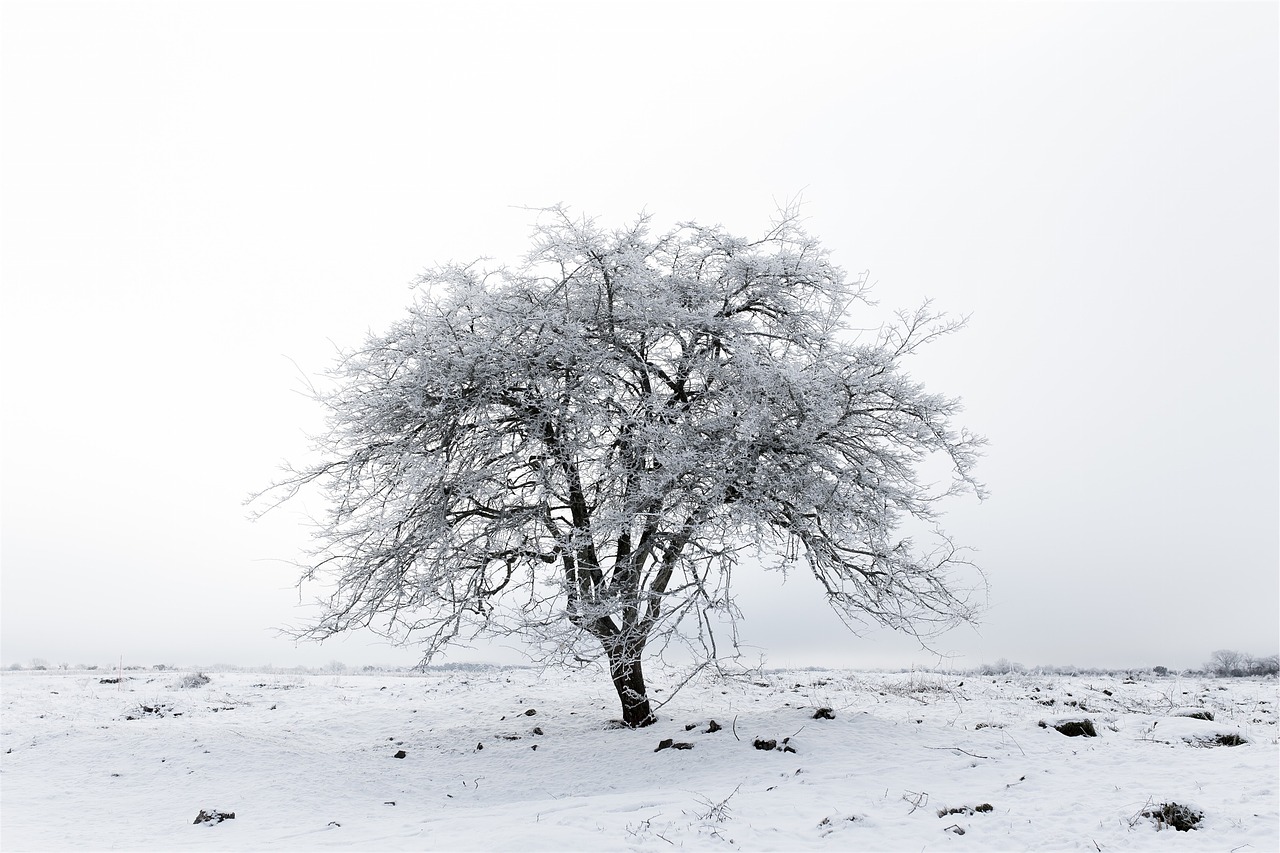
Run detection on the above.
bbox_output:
[2,1,1276,672]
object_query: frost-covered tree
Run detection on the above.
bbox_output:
[256,208,986,727]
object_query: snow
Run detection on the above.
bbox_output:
[2,667,1276,850]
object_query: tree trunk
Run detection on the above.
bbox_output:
[607,645,655,728]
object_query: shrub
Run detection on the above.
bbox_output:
[1248,655,1279,677]
[177,672,211,689]
[1143,802,1202,832]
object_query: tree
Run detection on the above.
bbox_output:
[1208,649,1246,677]
[256,207,986,727]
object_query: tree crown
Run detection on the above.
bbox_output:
[257,207,986,668]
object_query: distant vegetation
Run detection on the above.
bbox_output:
[5,652,1278,678]
[1205,650,1280,678]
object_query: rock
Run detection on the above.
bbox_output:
[813,707,835,720]
[1172,708,1214,722]
[193,809,235,825]
[753,738,777,751]
[705,720,722,733]
[524,709,537,716]
[393,750,406,759]
[655,738,674,752]
[1039,718,1097,737]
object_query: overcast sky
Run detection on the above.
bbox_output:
[3,1,1276,673]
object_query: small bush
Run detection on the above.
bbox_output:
[1143,802,1202,832]
[177,672,211,689]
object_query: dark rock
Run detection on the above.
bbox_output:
[684,723,698,731]
[193,810,235,825]
[393,750,406,759]
[532,726,543,736]
[1039,718,1097,737]
[813,707,835,720]
[753,738,777,751]
[705,720,722,733]
[655,738,674,752]
[524,709,537,716]
[671,742,694,750]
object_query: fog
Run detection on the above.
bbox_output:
[3,1,1276,673]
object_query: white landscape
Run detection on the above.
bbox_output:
[2,666,1276,851]
[3,3,1276,852]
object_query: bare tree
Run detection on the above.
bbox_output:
[1208,649,1246,677]
[1207,649,1279,677]
[254,207,986,727]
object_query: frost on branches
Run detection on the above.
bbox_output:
[255,208,986,727]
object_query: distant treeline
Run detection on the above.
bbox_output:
[6,654,1278,678]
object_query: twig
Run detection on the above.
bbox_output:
[925,746,989,759]
[650,659,711,713]
[731,714,740,741]
[1002,729,1027,757]
[902,790,929,814]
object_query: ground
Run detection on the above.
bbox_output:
[2,666,1276,850]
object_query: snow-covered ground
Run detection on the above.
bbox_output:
[2,667,1276,851]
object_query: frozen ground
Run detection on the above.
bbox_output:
[2,666,1276,851]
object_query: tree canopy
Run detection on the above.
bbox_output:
[258,207,985,725]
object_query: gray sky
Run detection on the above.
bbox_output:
[3,1,1276,672]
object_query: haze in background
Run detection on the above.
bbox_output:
[3,1,1276,672]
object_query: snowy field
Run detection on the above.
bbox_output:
[2,667,1276,851]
